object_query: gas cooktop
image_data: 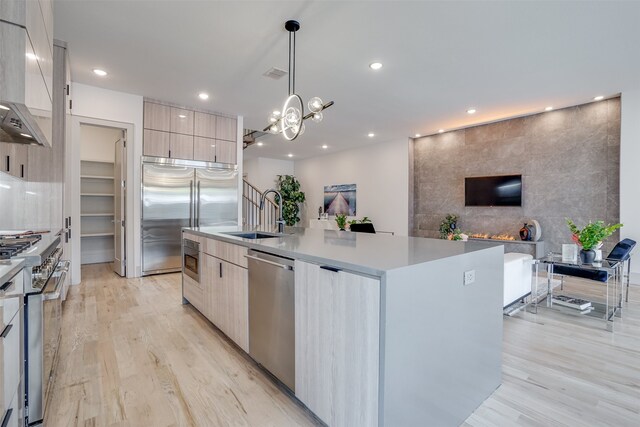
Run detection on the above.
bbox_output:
[0,235,43,260]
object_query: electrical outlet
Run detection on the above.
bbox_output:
[463,270,476,286]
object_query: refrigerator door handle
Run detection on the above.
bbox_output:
[189,180,194,227]
[197,181,201,227]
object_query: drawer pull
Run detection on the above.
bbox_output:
[1,408,12,427]
[0,324,12,339]
[320,265,341,273]
[0,280,13,291]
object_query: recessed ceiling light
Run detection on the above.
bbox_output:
[20,133,32,138]
[26,53,38,61]
[368,132,375,137]
[415,134,421,138]
[594,95,604,101]
[257,142,264,147]
[93,69,107,77]
[369,62,383,70]
[545,106,554,111]
[467,108,476,114]
[0,105,9,111]
[438,129,445,133]
[322,144,328,149]
[178,114,187,119]
[198,92,209,100]
[287,153,293,158]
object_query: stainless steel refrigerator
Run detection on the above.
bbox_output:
[142,157,238,275]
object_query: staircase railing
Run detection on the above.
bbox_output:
[243,179,280,228]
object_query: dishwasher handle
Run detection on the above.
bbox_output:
[245,254,293,270]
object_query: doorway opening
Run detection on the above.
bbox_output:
[78,123,127,276]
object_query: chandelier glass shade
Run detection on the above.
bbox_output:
[264,20,333,141]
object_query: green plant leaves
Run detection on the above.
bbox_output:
[277,175,306,226]
[565,218,623,250]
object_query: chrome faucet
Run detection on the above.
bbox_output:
[260,189,285,233]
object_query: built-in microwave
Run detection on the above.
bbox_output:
[182,239,200,282]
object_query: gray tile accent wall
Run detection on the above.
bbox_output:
[412,98,621,254]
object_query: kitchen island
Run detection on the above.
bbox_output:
[182,226,504,427]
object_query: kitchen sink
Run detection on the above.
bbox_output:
[221,232,282,240]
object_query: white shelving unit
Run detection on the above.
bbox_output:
[80,160,115,264]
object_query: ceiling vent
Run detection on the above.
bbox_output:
[263,67,287,80]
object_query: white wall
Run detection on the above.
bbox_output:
[243,157,295,193]
[70,83,143,278]
[294,139,410,236]
[620,90,640,280]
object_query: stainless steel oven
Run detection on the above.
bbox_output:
[182,239,200,282]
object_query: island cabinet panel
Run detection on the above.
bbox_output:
[202,253,219,321]
[294,260,380,427]
[201,252,248,352]
[203,238,248,268]
[182,273,204,314]
[218,259,249,352]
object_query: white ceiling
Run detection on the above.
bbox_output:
[54,1,640,160]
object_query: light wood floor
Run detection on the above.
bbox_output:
[46,264,640,426]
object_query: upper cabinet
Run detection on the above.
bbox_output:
[216,116,237,141]
[194,112,216,138]
[170,107,194,135]
[143,100,238,165]
[143,102,171,132]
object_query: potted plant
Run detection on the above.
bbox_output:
[335,214,347,231]
[276,175,306,226]
[439,214,459,239]
[566,219,623,263]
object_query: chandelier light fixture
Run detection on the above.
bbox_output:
[264,20,334,141]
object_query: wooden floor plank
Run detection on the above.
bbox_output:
[46,264,640,426]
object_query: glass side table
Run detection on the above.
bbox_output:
[531,254,623,331]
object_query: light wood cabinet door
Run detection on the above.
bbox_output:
[219,260,249,352]
[215,116,237,141]
[170,107,194,135]
[169,133,194,160]
[194,112,216,138]
[183,274,205,314]
[144,102,171,132]
[215,140,237,165]
[0,143,10,175]
[203,253,219,322]
[143,129,170,158]
[6,144,28,179]
[295,260,380,427]
[193,137,216,163]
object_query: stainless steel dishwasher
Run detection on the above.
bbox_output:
[246,249,295,391]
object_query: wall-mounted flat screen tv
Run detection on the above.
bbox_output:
[465,175,522,206]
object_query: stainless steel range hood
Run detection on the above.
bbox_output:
[0,101,50,145]
[0,20,52,147]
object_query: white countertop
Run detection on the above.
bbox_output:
[183,226,501,276]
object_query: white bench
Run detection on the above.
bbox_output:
[504,253,533,308]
